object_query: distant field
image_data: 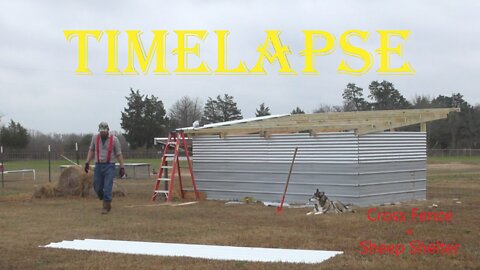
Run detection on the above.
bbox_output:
[0,157,478,269]
[428,155,480,164]
[0,158,160,171]
[0,158,161,185]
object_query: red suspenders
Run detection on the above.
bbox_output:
[96,134,114,163]
[107,135,114,163]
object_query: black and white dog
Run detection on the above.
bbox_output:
[307,189,354,215]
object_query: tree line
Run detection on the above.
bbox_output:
[1,82,478,152]
[116,84,480,150]
[340,82,479,149]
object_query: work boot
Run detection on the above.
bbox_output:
[105,201,111,212]
[101,201,111,215]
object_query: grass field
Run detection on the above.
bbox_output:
[0,157,479,269]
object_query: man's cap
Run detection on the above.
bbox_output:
[98,121,109,132]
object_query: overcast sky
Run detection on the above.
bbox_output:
[0,1,479,134]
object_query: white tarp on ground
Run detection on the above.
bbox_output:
[41,239,342,264]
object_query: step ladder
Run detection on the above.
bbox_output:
[151,131,200,202]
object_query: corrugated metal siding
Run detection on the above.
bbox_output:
[194,133,360,163]
[192,132,426,206]
[358,133,426,163]
[356,133,426,204]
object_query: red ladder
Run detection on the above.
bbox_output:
[151,131,199,202]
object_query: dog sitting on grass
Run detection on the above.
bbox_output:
[307,189,355,215]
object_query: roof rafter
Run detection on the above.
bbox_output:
[182,108,460,137]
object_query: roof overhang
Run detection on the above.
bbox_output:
[181,108,460,137]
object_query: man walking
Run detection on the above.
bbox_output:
[84,121,125,214]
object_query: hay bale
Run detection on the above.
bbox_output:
[33,166,127,199]
[33,183,57,198]
[56,166,92,197]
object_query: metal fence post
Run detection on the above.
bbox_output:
[75,142,80,165]
[1,146,4,188]
[48,145,51,183]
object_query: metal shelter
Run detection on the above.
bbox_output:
[179,108,459,205]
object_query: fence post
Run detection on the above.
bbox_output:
[48,145,51,183]
[1,146,4,188]
[75,142,79,165]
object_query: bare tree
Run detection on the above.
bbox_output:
[313,104,343,113]
[411,94,432,109]
[169,96,203,128]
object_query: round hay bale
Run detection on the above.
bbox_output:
[32,166,127,199]
[57,166,92,197]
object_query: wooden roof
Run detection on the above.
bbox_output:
[182,108,460,137]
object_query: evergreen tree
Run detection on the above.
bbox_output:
[218,94,242,122]
[121,88,168,149]
[368,80,410,110]
[0,120,29,149]
[255,103,271,117]
[342,83,368,111]
[291,107,305,114]
[201,97,221,124]
[202,94,243,124]
[143,95,169,148]
[429,93,473,149]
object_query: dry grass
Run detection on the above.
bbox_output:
[0,163,478,269]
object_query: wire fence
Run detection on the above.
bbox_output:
[0,148,480,161]
[0,150,163,161]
